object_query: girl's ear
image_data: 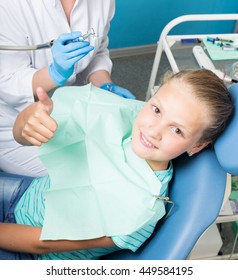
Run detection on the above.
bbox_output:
[187,141,210,156]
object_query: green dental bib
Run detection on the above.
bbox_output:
[39,84,167,240]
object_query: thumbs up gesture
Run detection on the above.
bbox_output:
[13,87,58,146]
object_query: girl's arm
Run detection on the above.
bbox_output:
[0,223,114,254]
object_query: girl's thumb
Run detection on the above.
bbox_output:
[36,87,53,114]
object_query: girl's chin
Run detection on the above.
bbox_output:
[131,143,154,160]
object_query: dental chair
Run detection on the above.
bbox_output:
[104,82,238,260]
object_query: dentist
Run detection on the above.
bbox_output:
[0,0,135,177]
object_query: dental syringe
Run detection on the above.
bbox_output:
[0,28,97,51]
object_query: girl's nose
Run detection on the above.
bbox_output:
[149,125,163,140]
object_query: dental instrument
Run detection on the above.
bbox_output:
[0,28,97,51]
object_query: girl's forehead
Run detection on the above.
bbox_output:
[153,82,204,111]
[156,80,192,97]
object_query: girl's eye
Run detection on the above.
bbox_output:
[172,127,183,136]
[152,106,160,114]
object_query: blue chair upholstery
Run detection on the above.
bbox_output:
[104,83,238,260]
[215,84,238,175]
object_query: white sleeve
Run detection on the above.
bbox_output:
[0,1,37,107]
[80,0,115,81]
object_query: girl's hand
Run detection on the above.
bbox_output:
[13,87,58,146]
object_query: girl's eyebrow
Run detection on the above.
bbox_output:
[152,96,162,109]
[172,121,192,137]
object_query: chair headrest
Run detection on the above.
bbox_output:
[214,83,238,175]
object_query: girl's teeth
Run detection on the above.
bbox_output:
[142,134,154,147]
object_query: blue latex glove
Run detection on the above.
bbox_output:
[100,82,136,99]
[49,32,94,86]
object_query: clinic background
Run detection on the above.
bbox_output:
[107,0,238,103]
[108,0,238,49]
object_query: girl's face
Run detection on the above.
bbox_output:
[131,81,211,171]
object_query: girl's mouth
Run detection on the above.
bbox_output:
[140,132,157,149]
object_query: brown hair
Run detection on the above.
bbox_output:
[161,69,234,144]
